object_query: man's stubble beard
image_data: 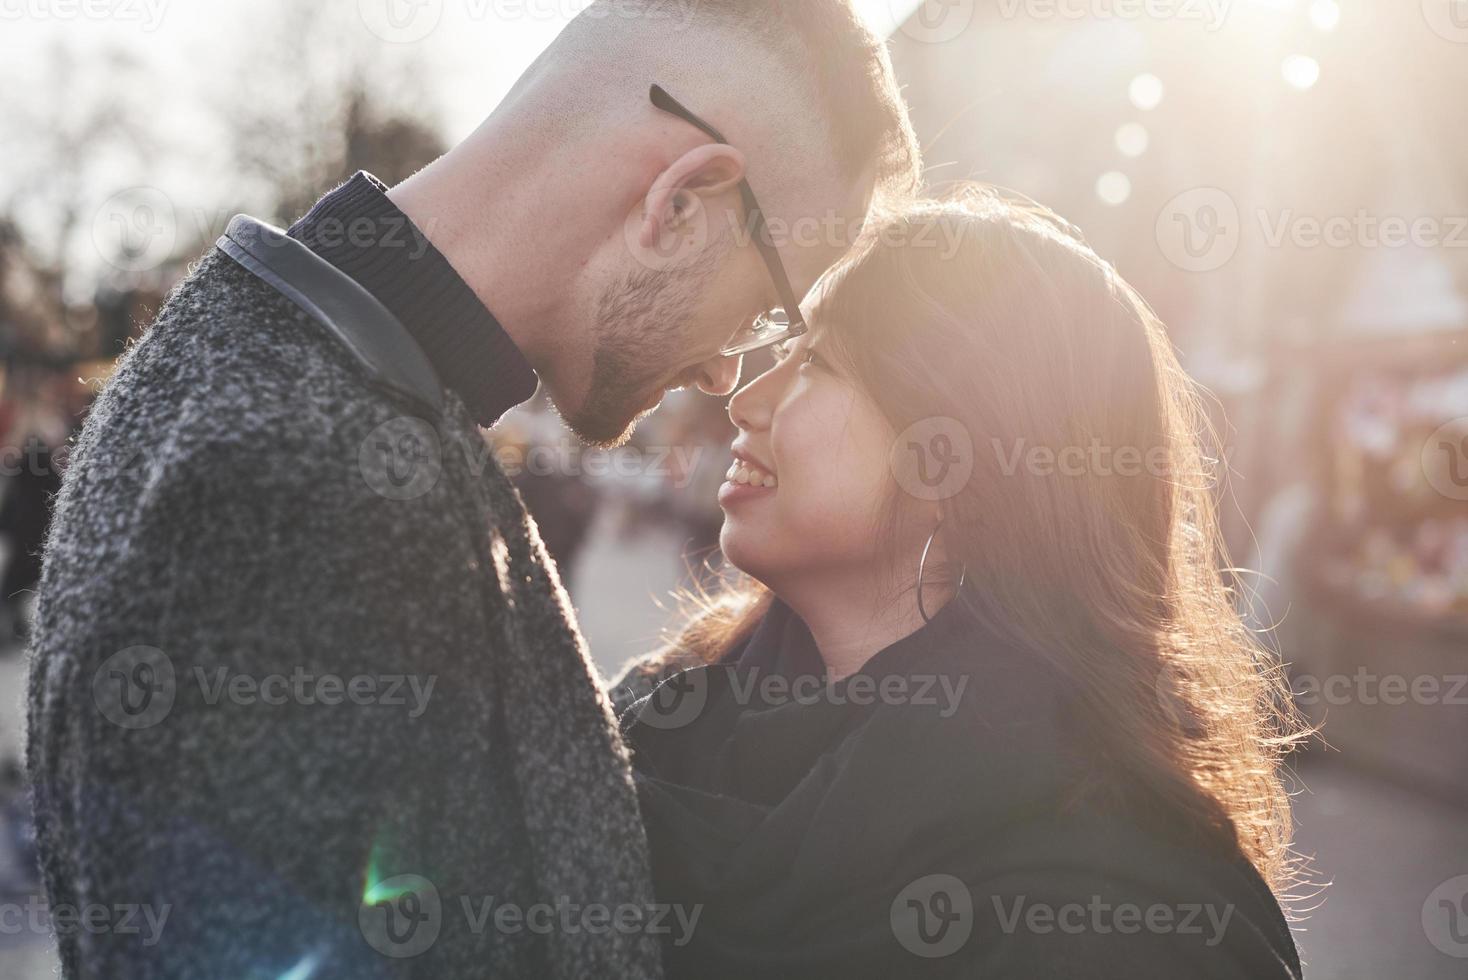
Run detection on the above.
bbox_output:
[562,247,725,448]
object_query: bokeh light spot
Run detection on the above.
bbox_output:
[1283,54,1321,90]
[1116,122,1151,158]
[1129,74,1165,111]
[1309,0,1341,31]
[1097,171,1133,206]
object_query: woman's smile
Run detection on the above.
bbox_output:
[718,450,779,507]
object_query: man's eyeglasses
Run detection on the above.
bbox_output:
[649,84,809,358]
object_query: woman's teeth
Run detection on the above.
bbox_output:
[726,461,778,489]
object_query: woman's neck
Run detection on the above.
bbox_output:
[779,565,950,682]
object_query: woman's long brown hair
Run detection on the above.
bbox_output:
[646,187,1307,894]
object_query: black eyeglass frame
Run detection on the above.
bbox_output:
[649,84,810,358]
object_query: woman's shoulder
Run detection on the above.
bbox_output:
[607,646,708,719]
[941,813,1302,979]
[608,593,770,718]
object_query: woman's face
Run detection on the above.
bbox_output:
[719,328,912,590]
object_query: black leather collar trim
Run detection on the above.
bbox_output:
[217,215,446,416]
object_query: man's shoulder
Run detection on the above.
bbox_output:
[123,249,396,421]
[59,249,502,542]
[91,249,464,470]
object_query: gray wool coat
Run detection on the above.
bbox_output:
[26,249,664,979]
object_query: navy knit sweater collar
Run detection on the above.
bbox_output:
[288,171,538,427]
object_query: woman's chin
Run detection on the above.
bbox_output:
[719,523,772,580]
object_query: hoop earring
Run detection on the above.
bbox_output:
[917,520,967,625]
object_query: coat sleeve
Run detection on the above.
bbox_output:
[26,416,535,979]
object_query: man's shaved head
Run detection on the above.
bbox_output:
[519,0,921,216]
[389,0,921,447]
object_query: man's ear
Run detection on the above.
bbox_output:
[639,143,747,250]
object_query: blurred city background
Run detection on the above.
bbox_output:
[2,0,1467,976]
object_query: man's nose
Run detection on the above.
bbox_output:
[693,354,742,398]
